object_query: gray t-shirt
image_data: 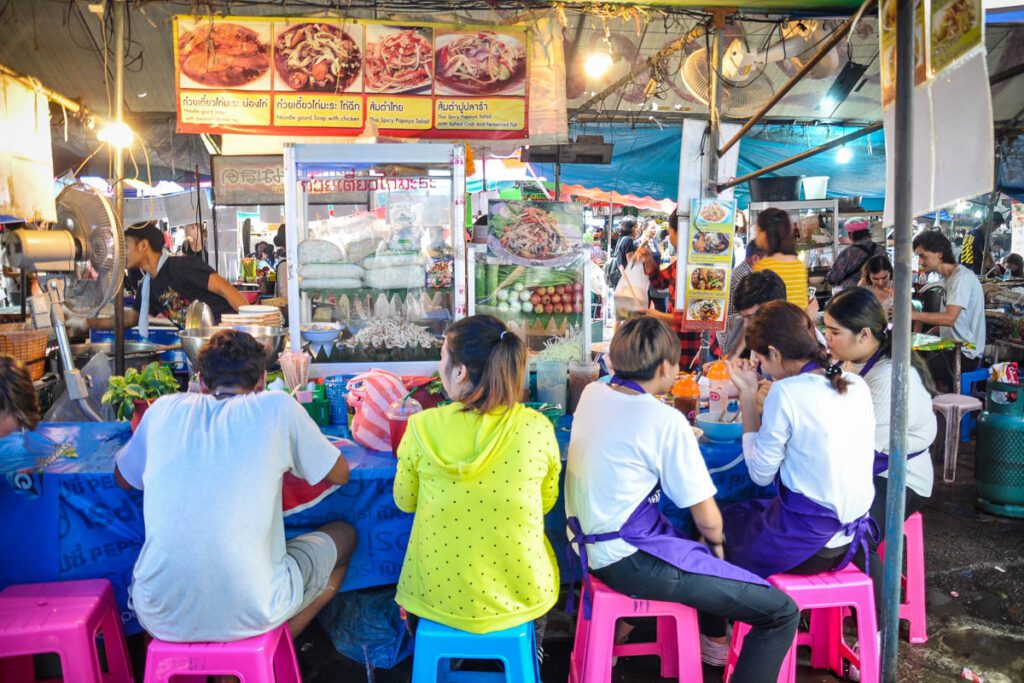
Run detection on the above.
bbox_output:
[117,391,340,641]
[940,264,985,359]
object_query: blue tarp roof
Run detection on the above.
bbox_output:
[533,122,889,211]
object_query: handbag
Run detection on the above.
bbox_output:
[346,369,408,451]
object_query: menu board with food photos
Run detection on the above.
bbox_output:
[173,16,528,139]
[680,199,736,332]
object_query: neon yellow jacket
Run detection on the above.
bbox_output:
[394,402,561,633]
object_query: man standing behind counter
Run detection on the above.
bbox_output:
[911,230,986,393]
[125,221,246,330]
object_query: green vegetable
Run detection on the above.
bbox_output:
[101,362,180,421]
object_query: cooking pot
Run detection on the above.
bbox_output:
[69,342,174,371]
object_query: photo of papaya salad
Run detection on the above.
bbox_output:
[435,30,527,96]
[274,22,361,92]
[364,27,433,93]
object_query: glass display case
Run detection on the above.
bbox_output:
[749,199,839,270]
[283,143,466,373]
[468,201,591,364]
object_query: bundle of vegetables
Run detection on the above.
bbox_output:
[492,282,584,315]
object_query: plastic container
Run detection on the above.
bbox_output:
[706,361,732,419]
[302,398,331,427]
[568,361,599,414]
[385,396,423,455]
[535,361,568,409]
[801,176,830,200]
[749,176,802,202]
[672,374,701,423]
[325,375,356,426]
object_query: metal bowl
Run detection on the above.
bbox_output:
[179,326,287,367]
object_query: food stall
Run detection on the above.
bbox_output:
[283,143,467,375]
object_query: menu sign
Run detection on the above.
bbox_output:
[681,199,736,332]
[173,16,528,139]
[879,0,928,109]
[929,0,983,75]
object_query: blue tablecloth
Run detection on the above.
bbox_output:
[0,418,769,635]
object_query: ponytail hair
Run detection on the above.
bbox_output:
[746,300,850,394]
[826,288,938,396]
[444,315,527,414]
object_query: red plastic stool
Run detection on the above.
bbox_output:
[0,579,133,682]
[725,566,879,683]
[143,623,300,683]
[878,512,928,644]
[569,577,703,683]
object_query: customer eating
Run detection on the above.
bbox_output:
[722,301,878,586]
[824,288,937,540]
[859,253,894,308]
[393,315,561,637]
[115,329,356,641]
[910,230,986,392]
[566,317,799,679]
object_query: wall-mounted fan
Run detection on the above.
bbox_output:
[6,184,125,420]
[681,21,842,118]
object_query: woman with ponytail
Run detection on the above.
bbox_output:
[393,315,561,635]
[824,288,937,539]
[722,301,879,583]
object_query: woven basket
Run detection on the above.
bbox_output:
[0,328,49,381]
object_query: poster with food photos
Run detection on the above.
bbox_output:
[173,15,529,139]
[681,199,736,331]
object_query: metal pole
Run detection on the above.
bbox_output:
[718,122,882,192]
[717,0,876,157]
[707,27,723,196]
[112,0,126,375]
[882,0,914,679]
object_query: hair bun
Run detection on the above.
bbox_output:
[824,363,843,379]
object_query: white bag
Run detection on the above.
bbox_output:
[613,252,651,307]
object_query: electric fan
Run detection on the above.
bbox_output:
[6,184,125,420]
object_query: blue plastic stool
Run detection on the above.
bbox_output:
[960,367,989,442]
[411,619,540,683]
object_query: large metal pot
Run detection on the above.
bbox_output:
[179,326,286,368]
[69,342,168,371]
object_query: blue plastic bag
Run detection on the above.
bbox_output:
[317,587,413,670]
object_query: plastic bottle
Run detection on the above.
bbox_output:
[706,360,732,419]
[672,374,701,423]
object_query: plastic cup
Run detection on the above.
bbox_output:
[535,361,568,409]
[386,397,423,455]
[568,361,599,414]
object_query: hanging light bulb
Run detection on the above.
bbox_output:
[584,51,614,80]
[97,121,134,149]
[836,145,853,164]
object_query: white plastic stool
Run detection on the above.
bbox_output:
[932,394,983,483]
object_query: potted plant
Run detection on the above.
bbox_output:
[102,362,180,430]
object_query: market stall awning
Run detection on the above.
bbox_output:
[559,184,676,213]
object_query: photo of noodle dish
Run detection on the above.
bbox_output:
[689,267,727,292]
[274,22,361,92]
[497,207,570,260]
[688,299,725,323]
[177,21,270,89]
[697,201,732,224]
[434,30,527,96]
[488,201,584,266]
[364,26,433,94]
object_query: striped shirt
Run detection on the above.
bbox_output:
[753,256,808,308]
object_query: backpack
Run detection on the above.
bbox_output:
[604,256,622,288]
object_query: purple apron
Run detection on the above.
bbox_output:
[721,362,879,579]
[857,350,929,476]
[567,377,768,616]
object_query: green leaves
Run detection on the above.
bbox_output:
[101,362,180,421]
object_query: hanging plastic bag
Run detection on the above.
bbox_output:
[317,588,413,670]
[346,370,408,451]
[612,252,650,320]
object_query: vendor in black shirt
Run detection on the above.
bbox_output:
[126,221,245,329]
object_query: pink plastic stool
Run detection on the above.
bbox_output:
[0,579,133,682]
[143,623,300,683]
[569,577,702,683]
[878,512,928,644]
[725,566,879,683]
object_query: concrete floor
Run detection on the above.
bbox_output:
[292,438,1024,683]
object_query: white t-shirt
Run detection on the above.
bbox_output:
[565,383,716,570]
[741,372,875,548]
[845,357,936,498]
[116,391,341,642]
[940,264,985,359]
